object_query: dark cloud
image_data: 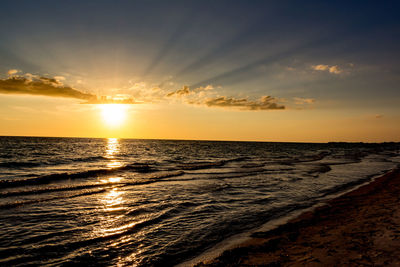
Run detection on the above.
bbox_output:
[204,96,284,110]
[0,76,95,100]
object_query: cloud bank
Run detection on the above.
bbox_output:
[0,76,96,100]
[0,71,140,104]
[167,85,285,110]
[1,71,288,111]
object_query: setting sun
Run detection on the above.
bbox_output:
[99,104,127,127]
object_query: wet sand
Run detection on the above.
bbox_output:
[197,168,400,266]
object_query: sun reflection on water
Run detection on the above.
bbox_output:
[102,188,124,211]
[105,138,123,168]
[99,177,122,184]
[90,137,129,238]
[92,186,127,237]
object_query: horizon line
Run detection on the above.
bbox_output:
[0,134,398,144]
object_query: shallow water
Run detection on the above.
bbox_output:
[0,137,399,266]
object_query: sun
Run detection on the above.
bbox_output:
[99,104,127,126]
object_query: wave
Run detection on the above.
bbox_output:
[300,151,331,162]
[72,155,108,162]
[170,171,266,183]
[0,161,41,168]
[147,170,185,179]
[1,205,188,265]
[178,161,225,170]
[0,183,115,198]
[0,171,186,207]
[186,166,266,176]
[240,163,265,168]
[123,171,186,186]
[177,157,249,171]
[125,201,196,217]
[0,188,107,209]
[0,163,153,189]
[226,157,250,163]
[250,196,273,205]
[306,164,332,176]
[272,151,332,165]
[18,228,80,247]
[0,156,113,171]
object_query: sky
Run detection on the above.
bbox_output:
[0,0,399,142]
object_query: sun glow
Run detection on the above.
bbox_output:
[100,104,127,127]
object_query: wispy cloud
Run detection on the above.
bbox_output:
[166,85,213,97]
[204,96,284,110]
[312,64,342,74]
[293,97,315,104]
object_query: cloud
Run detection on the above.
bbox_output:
[196,85,214,91]
[25,73,39,81]
[0,76,96,100]
[53,76,66,81]
[166,85,214,97]
[0,74,142,104]
[293,97,315,104]
[328,65,341,74]
[312,64,329,71]
[7,69,20,75]
[204,96,285,110]
[312,64,342,74]
[125,80,171,103]
[375,114,383,119]
[0,73,290,111]
[166,84,285,111]
[166,85,191,97]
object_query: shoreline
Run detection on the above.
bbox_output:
[194,167,400,266]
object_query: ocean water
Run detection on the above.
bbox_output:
[0,137,399,266]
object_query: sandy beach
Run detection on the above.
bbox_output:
[197,167,400,266]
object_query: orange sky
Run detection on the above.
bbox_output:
[0,93,398,142]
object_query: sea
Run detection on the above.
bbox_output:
[0,136,399,266]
